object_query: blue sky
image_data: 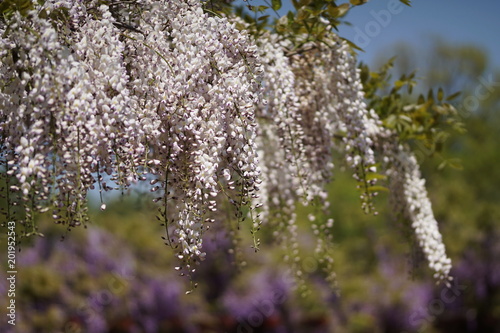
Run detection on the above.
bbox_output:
[338,0,500,69]
[236,0,500,69]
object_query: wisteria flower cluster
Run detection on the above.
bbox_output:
[0,0,451,283]
[385,143,453,281]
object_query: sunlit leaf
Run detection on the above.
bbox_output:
[328,3,350,18]
[250,5,268,13]
[394,80,405,89]
[437,87,444,101]
[271,0,282,11]
[341,37,363,52]
[297,7,310,20]
[437,160,447,170]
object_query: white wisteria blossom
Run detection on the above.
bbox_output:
[386,143,453,282]
[0,0,452,284]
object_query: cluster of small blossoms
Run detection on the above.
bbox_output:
[0,8,83,226]
[289,36,384,284]
[294,38,382,213]
[0,0,452,284]
[253,32,307,259]
[0,0,263,271]
[122,0,262,269]
[254,31,451,284]
[252,33,383,289]
[385,143,452,283]
[0,3,147,228]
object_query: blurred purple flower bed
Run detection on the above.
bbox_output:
[1,210,498,333]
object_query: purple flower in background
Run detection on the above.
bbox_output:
[131,276,198,333]
[84,228,136,275]
[222,269,293,332]
[18,236,50,265]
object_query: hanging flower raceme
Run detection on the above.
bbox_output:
[289,38,383,213]
[0,2,146,227]
[253,30,451,284]
[250,32,388,291]
[121,0,263,269]
[385,143,452,283]
[0,0,452,285]
[0,0,263,270]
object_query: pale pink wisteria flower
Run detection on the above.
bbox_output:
[0,0,452,285]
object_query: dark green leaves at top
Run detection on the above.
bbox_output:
[0,0,34,19]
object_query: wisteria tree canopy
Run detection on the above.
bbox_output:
[0,0,461,287]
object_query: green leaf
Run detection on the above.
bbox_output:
[417,94,425,104]
[437,160,447,170]
[350,0,367,5]
[446,91,461,101]
[328,3,350,18]
[250,5,269,13]
[399,0,412,6]
[0,0,33,17]
[296,7,310,20]
[437,87,444,101]
[408,83,414,94]
[394,80,405,89]
[427,88,435,103]
[271,0,282,11]
[341,37,363,52]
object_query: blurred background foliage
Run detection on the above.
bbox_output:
[1,2,500,332]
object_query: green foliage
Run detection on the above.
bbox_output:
[236,0,361,44]
[271,0,282,11]
[0,0,35,19]
[234,0,411,50]
[360,58,465,167]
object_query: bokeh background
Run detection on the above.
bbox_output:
[1,1,500,332]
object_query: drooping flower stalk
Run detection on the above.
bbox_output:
[385,143,452,282]
[0,0,451,284]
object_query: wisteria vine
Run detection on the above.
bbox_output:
[0,0,451,284]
